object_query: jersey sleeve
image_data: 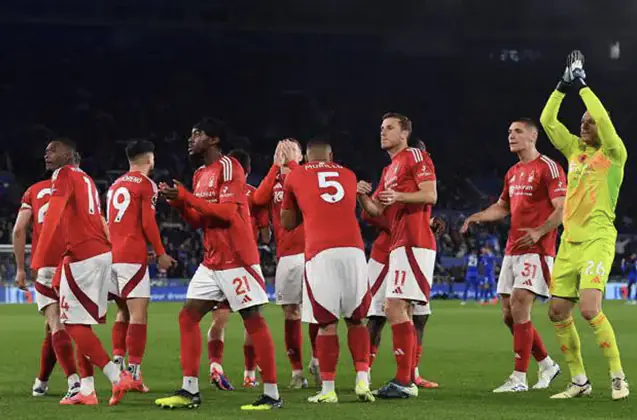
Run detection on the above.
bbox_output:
[219,158,245,205]
[254,206,270,229]
[20,186,33,211]
[281,171,299,211]
[499,172,510,203]
[543,160,568,200]
[411,151,436,183]
[540,91,579,158]
[51,166,73,199]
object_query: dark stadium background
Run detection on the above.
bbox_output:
[0,0,635,291]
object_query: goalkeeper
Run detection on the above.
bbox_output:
[540,50,629,401]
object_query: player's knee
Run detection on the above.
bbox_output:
[319,322,338,335]
[282,304,300,320]
[412,314,428,331]
[548,303,569,322]
[385,298,408,321]
[238,305,262,320]
[579,305,600,321]
[115,308,130,323]
[344,318,363,328]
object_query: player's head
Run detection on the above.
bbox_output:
[306,137,333,162]
[126,140,156,171]
[580,111,601,147]
[189,117,225,156]
[228,149,251,176]
[44,137,76,170]
[280,138,303,165]
[409,137,427,152]
[508,118,539,154]
[72,151,81,167]
[381,113,411,151]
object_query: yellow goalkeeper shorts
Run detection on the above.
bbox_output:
[550,236,616,300]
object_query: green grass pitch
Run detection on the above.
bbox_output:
[0,301,635,419]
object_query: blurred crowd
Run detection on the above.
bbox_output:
[1,25,637,284]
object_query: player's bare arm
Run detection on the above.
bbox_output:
[515,196,565,249]
[378,181,437,206]
[31,194,69,270]
[101,215,111,242]
[280,187,302,230]
[357,181,385,218]
[460,199,510,234]
[12,208,32,290]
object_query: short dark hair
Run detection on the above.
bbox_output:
[382,112,412,136]
[514,117,539,132]
[193,117,226,142]
[125,140,155,161]
[306,136,331,149]
[54,137,77,151]
[72,151,82,165]
[228,149,251,173]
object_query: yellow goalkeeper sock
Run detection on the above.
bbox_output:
[553,317,587,381]
[588,312,624,377]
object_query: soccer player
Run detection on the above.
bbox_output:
[251,138,314,388]
[280,137,374,403]
[154,118,281,410]
[107,140,176,392]
[461,118,564,393]
[357,113,437,399]
[13,159,80,400]
[206,148,270,390]
[621,253,637,304]
[540,50,629,400]
[479,245,497,304]
[31,138,130,406]
[461,249,480,304]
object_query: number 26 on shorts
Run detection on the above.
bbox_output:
[584,260,605,277]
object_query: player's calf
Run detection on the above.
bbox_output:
[125,298,150,391]
[383,298,415,388]
[111,302,130,371]
[207,307,233,390]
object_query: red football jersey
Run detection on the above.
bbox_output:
[51,165,110,261]
[361,187,391,264]
[377,147,437,251]
[19,180,65,268]
[282,161,364,260]
[107,171,162,264]
[245,184,270,243]
[191,156,259,270]
[499,155,567,256]
[271,174,305,257]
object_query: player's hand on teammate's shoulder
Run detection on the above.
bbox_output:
[378,188,400,205]
[514,227,543,248]
[157,253,178,271]
[15,268,27,291]
[356,181,372,196]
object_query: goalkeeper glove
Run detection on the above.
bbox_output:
[567,50,587,89]
[556,66,572,93]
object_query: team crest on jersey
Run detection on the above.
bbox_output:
[208,175,217,188]
[527,171,535,183]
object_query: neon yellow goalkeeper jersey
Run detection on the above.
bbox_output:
[540,87,627,243]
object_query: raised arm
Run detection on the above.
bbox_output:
[579,87,627,163]
[539,90,579,157]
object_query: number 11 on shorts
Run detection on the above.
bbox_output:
[394,270,406,287]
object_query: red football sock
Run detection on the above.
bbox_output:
[391,321,414,384]
[244,344,257,371]
[179,308,203,377]
[285,319,303,371]
[51,330,78,377]
[111,321,129,358]
[244,315,277,384]
[65,325,110,369]
[369,345,378,368]
[531,325,549,362]
[347,324,369,372]
[513,321,533,373]
[317,334,339,381]
[38,333,57,381]
[127,323,147,365]
[207,339,224,366]
[309,323,320,357]
[77,348,94,378]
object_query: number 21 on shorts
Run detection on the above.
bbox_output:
[233,276,251,295]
